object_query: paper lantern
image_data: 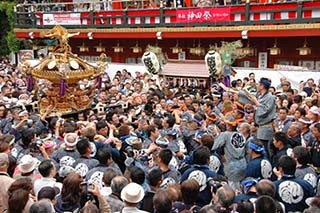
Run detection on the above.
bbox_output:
[205,50,222,77]
[297,43,311,56]
[142,51,160,75]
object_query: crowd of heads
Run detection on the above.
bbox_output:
[0,56,320,213]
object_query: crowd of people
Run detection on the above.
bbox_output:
[17,0,268,12]
[0,55,320,213]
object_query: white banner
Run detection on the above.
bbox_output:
[258,52,268,69]
[232,67,319,90]
[274,64,309,71]
[24,59,319,90]
[43,13,81,25]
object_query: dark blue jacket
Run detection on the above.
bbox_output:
[245,156,272,179]
[185,148,224,176]
[274,175,315,212]
[181,164,217,207]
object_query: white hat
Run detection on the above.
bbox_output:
[309,106,319,115]
[305,97,313,102]
[299,91,307,98]
[121,182,145,203]
[299,117,313,125]
[18,110,28,117]
[275,90,282,95]
[18,94,29,100]
[64,133,79,147]
[18,154,37,174]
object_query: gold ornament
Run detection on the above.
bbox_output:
[20,25,107,115]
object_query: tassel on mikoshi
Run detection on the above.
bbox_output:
[97,76,102,90]
[223,76,231,88]
[59,79,66,96]
[27,76,33,92]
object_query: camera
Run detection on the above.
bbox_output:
[30,140,42,153]
[81,182,95,202]
[207,178,223,193]
[27,119,33,125]
[36,140,43,146]
[125,146,135,158]
[24,119,33,127]
[139,154,152,162]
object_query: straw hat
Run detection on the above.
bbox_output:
[18,154,37,174]
[121,183,145,203]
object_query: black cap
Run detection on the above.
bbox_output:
[37,186,60,200]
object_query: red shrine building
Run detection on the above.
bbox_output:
[13,1,320,71]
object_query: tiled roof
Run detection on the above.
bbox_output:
[161,61,209,78]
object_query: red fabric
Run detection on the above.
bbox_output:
[112,0,123,10]
[176,8,231,22]
[185,0,193,7]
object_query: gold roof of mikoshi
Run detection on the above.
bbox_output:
[31,53,96,84]
[19,25,107,115]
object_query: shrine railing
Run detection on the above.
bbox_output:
[14,1,320,29]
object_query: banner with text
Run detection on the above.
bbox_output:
[176,8,231,22]
[43,13,81,25]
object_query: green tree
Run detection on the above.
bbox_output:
[0,1,21,56]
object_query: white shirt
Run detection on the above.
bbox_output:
[34,177,62,196]
[115,206,149,213]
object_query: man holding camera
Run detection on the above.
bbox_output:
[11,128,36,161]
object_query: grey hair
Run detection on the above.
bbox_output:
[217,185,235,208]
[239,122,251,132]
[111,176,129,194]
[29,199,54,213]
[290,122,302,134]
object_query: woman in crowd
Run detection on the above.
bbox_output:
[171,179,201,212]
[54,172,83,213]
[0,55,319,213]
[7,177,35,213]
